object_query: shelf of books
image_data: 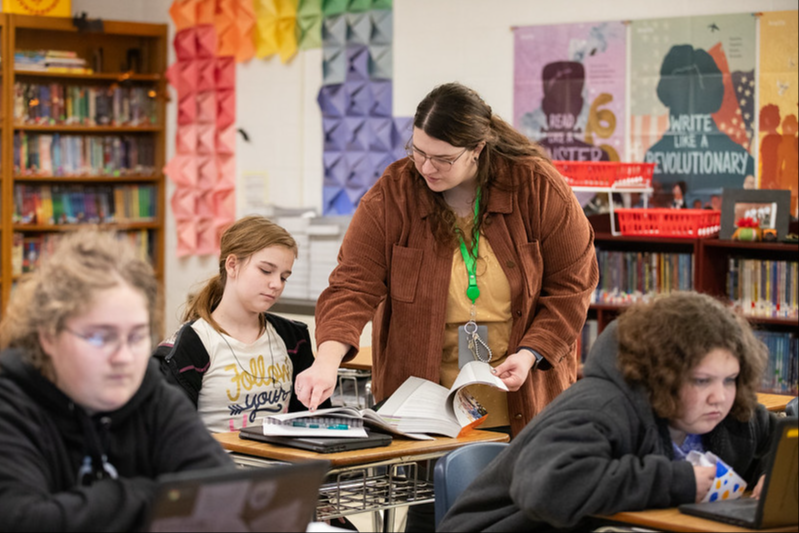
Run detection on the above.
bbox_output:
[0,14,167,314]
[579,217,798,396]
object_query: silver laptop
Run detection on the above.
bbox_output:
[679,417,798,529]
[144,460,330,532]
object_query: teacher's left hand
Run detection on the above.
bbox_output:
[491,350,536,391]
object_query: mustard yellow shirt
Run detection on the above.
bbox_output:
[441,215,512,427]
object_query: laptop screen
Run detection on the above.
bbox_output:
[757,418,798,529]
[145,460,330,532]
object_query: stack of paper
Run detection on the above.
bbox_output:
[308,216,350,299]
[277,214,311,300]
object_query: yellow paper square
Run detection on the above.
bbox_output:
[3,0,71,17]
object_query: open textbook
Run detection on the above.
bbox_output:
[261,361,508,441]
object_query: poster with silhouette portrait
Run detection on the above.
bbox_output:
[630,14,756,210]
[513,22,626,210]
[758,11,798,219]
[514,22,626,163]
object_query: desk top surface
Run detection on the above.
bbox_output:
[340,346,372,371]
[757,392,795,412]
[214,429,509,468]
[601,507,797,532]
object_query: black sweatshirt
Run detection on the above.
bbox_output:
[0,349,234,532]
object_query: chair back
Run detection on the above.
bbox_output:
[786,397,798,418]
[433,442,509,528]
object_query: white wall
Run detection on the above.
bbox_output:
[71,0,798,338]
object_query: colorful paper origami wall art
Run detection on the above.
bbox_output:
[170,0,256,63]
[319,1,409,215]
[254,0,299,63]
[165,5,238,257]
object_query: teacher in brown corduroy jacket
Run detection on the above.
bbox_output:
[296,81,597,439]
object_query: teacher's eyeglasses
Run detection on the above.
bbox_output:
[406,144,468,172]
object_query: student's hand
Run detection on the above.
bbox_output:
[294,341,349,411]
[750,474,766,499]
[693,465,716,503]
[491,350,536,391]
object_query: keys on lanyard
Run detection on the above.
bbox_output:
[458,187,492,363]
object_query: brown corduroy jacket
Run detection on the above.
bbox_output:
[315,156,598,436]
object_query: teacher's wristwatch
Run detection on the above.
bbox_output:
[530,350,545,371]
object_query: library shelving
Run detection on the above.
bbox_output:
[583,215,799,395]
[0,14,167,316]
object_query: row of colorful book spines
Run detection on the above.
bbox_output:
[727,259,798,319]
[14,133,156,176]
[11,230,153,277]
[754,331,799,395]
[594,251,693,297]
[14,82,158,126]
[578,321,797,395]
[13,184,156,226]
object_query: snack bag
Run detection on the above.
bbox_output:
[686,450,747,502]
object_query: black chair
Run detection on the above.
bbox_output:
[433,442,509,529]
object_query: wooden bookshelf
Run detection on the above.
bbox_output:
[584,215,799,395]
[0,14,168,315]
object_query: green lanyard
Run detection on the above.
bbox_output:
[457,187,481,304]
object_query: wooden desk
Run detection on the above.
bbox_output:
[214,427,507,469]
[600,507,797,532]
[214,429,509,531]
[340,346,372,371]
[757,392,795,413]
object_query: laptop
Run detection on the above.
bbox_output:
[144,459,330,532]
[239,424,393,454]
[679,417,798,529]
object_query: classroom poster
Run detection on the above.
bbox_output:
[514,21,627,163]
[630,14,756,207]
[758,11,798,218]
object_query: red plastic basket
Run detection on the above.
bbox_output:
[615,162,655,187]
[616,208,721,238]
[552,161,654,188]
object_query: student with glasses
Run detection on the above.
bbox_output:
[153,215,331,434]
[296,82,598,530]
[0,230,234,532]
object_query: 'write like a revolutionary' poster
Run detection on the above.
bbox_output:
[758,10,798,218]
[514,21,626,163]
[630,14,756,207]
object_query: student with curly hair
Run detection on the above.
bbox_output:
[439,291,778,532]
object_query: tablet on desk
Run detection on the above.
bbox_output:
[678,417,798,530]
[239,425,393,454]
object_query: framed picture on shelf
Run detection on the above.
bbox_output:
[720,189,791,240]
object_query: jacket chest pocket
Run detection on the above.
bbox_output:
[390,245,423,303]
[518,241,543,297]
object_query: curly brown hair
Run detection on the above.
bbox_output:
[615,291,767,422]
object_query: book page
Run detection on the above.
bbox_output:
[449,360,508,393]
[446,361,508,427]
[377,376,450,419]
[260,407,368,438]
